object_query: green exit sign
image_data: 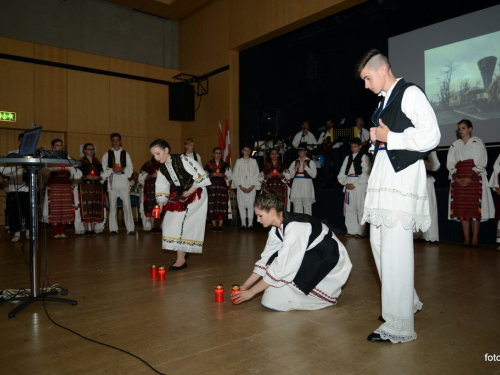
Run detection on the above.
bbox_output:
[0,111,16,122]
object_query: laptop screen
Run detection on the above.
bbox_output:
[19,127,42,157]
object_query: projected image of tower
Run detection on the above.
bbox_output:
[477,56,497,89]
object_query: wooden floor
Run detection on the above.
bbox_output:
[1,224,499,375]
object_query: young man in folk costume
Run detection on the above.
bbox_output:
[205,147,232,232]
[356,49,440,343]
[288,142,317,216]
[232,144,261,230]
[101,133,135,235]
[337,137,371,238]
[183,138,203,167]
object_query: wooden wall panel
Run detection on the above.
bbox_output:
[110,77,148,137]
[110,58,148,76]
[0,36,34,58]
[0,59,35,130]
[67,70,110,135]
[34,65,68,132]
[67,50,110,71]
[34,44,67,64]
[180,0,364,68]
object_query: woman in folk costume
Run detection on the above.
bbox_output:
[205,147,232,232]
[232,189,352,311]
[75,143,106,236]
[288,142,317,215]
[259,148,291,211]
[151,139,211,271]
[42,139,81,238]
[139,156,162,233]
[488,152,500,251]
[446,119,495,248]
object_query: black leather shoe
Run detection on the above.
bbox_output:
[460,242,470,248]
[218,226,223,232]
[378,315,385,322]
[367,333,390,343]
[109,231,118,236]
[168,262,187,271]
[240,226,247,231]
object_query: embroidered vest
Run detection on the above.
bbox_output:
[371,79,433,173]
[159,154,194,193]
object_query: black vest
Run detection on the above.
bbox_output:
[372,79,433,173]
[268,212,340,295]
[345,153,363,176]
[159,154,194,193]
[107,150,127,168]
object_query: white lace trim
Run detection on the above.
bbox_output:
[414,301,423,314]
[374,328,417,344]
[375,303,423,344]
[361,208,431,232]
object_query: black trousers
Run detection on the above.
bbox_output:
[6,192,30,233]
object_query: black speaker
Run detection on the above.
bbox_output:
[169,82,195,121]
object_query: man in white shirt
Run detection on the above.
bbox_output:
[356,49,440,344]
[353,117,370,147]
[292,121,317,151]
[183,138,202,166]
[101,133,135,235]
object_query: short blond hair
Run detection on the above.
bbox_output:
[184,138,194,145]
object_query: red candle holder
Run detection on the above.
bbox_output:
[150,264,158,279]
[152,205,161,219]
[61,167,66,171]
[90,170,95,176]
[115,163,120,167]
[158,266,166,281]
[215,284,224,303]
[216,169,220,173]
[272,169,277,176]
[231,285,241,305]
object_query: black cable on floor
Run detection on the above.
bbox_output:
[40,222,167,375]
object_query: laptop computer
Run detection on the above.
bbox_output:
[19,126,42,157]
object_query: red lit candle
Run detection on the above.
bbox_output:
[231,285,241,305]
[216,169,220,173]
[152,205,161,219]
[115,163,119,167]
[150,264,158,279]
[90,170,95,176]
[155,169,158,174]
[272,169,277,176]
[158,266,166,281]
[215,284,224,303]
[61,167,66,171]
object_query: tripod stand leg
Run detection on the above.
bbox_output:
[8,291,77,318]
